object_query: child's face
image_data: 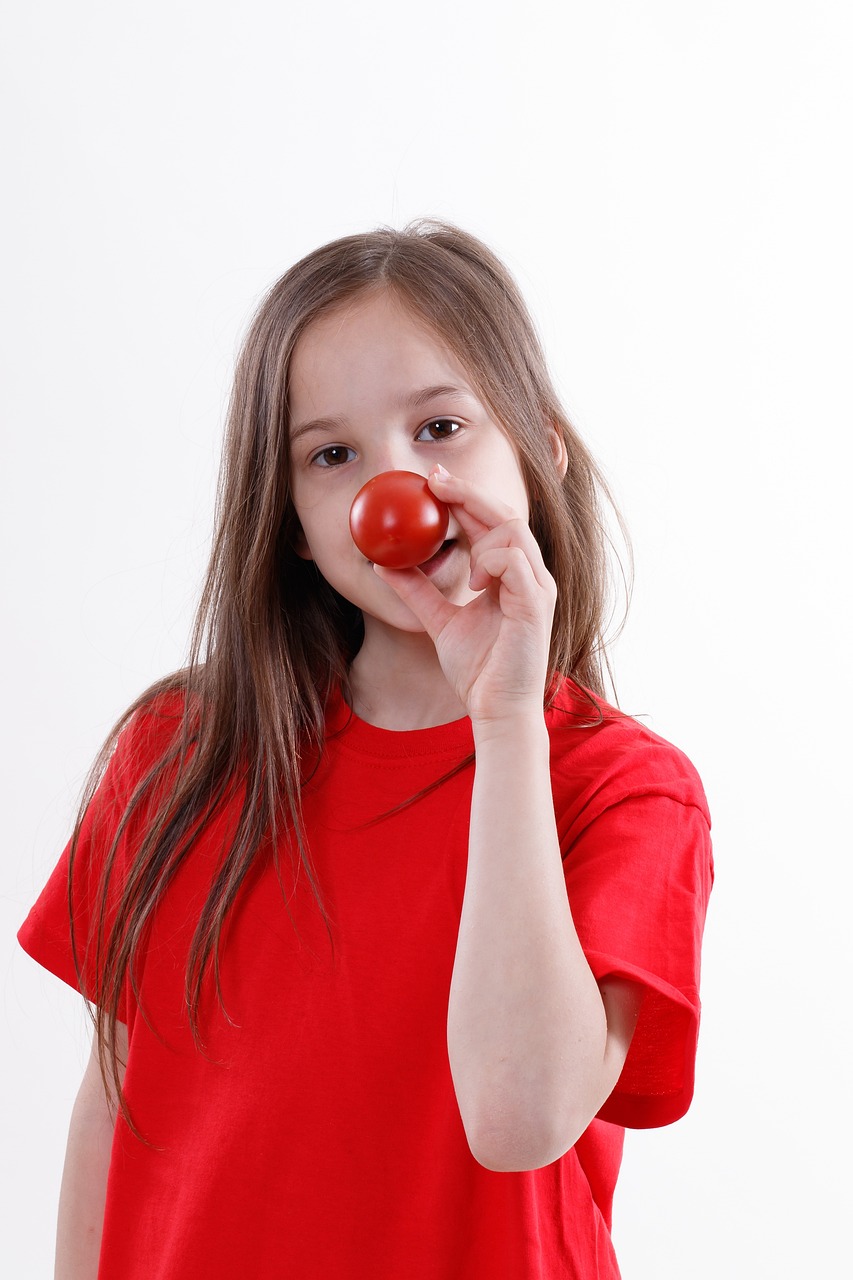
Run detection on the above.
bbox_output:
[287,288,531,636]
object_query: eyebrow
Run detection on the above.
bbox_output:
[289,384,475,442]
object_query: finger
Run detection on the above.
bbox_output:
[470,545,554,620]
[371,564,458,641]
[428,466,520,541]
[468,519,553,593]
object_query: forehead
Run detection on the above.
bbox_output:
[288,290,475,419]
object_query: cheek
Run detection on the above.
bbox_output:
[287,496,318,561]
[292,522,312,560]
[292,502,357,567]
[286,487,313,560]
[496,452,532,521]
[475,426,531,512]
[513,475,532,522]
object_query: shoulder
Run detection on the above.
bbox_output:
[546,677,710,830]
[107,685,193,799]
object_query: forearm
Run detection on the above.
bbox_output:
[447,714,608,1171]
[55,1046,118,1279]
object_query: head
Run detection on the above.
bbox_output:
[210,218,620,699]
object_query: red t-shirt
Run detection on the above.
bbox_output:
[19,679,713,1279]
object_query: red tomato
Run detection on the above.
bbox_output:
[349,470,450,568]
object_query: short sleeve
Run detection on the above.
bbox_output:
[17,701,181,1023]
[18,730,136,1019]
[563,789,713,1128]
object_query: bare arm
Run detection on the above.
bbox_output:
[55,1021,127,1280]
[448,718,643,1171]
[376,469,645,1171]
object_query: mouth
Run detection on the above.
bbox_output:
[419,538,456,575]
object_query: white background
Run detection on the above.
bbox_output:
[2,2,850,1275]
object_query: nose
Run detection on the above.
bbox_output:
[365,442,427,480]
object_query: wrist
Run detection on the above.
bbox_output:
[471,706,550,751]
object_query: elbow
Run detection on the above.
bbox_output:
[462,1107,585,1173]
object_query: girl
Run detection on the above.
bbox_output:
[20,220,713,1279]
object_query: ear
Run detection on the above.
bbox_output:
[548,422,569,479]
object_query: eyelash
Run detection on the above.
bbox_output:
[417,417,463,443]
[309,418,463,467]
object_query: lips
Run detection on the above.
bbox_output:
[418,538,456,574]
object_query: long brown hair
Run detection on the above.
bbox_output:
[71,218,631,1123]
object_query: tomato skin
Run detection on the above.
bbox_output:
[349,471,450,569]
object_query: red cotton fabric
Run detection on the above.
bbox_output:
[19,678,713,1279]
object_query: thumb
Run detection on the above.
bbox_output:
[372,564,457,642]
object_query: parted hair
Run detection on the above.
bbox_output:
[71,219,630,1126]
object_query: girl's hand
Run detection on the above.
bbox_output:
[372,465,556,728]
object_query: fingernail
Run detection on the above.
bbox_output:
[432,464,450,480]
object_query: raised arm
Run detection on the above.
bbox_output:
[449,716,643,1169]
[375,466,643,1170]
[55,1021,127,1279]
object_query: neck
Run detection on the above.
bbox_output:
[347,627,466,731]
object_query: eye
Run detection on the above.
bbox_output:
[417,418,463,442]
[311,444,356,468]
